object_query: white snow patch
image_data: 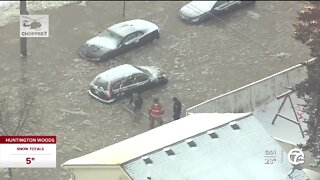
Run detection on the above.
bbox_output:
[247,10,260,20]
[0,1,85,27]
[87,36,117,49]
[253,93,308,145]
[0,1,13,6]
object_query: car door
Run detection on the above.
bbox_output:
[120,76,137,95]
[119,32,143,49]
[110,79,122,96]
[133,73,150,90]
[212,1,229,12]
[225,1,242,10]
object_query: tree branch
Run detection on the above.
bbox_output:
[0,99,8,135]
[14,90,36,135]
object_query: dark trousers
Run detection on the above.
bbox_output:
[130,103,142,112]
[149,116,163,129]
[173,114,180,120]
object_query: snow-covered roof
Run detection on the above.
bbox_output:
[108,19,158,37]
[98,64,142,82]
[62,113,251,167]
[181,1,218,17]
[62,113,308,179]
[122,115,308,180]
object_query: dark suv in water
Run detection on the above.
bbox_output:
[89,64,168,103]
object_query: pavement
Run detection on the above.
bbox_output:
[0,1,313,180]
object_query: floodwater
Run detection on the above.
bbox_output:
[0,1,310,179]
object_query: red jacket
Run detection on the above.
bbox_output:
[149,103,164,118]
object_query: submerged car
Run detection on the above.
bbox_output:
[179,1,255,24]
[88,64,168,103]
[79,19,160,62]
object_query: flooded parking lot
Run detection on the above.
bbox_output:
[0,1,311,179]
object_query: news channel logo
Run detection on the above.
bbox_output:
[20,15,49,37]
[287,148,305,165]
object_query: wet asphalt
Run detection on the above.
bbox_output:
[0,1,311,179]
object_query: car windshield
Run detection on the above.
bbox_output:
[134,66,151,76]
[98,29,123,44]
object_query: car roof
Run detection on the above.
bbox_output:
[108,19,158,37]
[184,1,217,13]
[98,64,143,82]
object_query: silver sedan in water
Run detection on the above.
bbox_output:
[79,19,160,62]
[179,1,255,24]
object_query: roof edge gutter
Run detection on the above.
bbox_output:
[62,164,119,169]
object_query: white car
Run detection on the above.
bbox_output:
[89,64,168,103]
[79,19,160,62]
[179,1,255,24]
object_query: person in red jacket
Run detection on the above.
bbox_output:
[148,98,164,129]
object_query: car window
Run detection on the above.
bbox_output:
[122,32,141,44]
[122,33,138,43]
[213,1,228,8]
[134,73,149,83]
[98,29,123,44]
[112,80,122,90]
[122,76,135,87]
[92,76,108,88]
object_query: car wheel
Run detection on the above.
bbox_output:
[152,34,160,44]
[156,77,168,85]
[155,32,160,40]
[160,78,168,84]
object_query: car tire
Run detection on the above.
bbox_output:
[152,33,160,44]
[161,78,168,84]
[157,78,168,85]
[155,32,160,40]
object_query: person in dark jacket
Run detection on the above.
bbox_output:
[172,97,182,120]
[129,93,143,112]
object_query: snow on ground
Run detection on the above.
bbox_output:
[0,1,83,27]
[0,1,312,179]
[303,169,320,180]
[254,93,308,145]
